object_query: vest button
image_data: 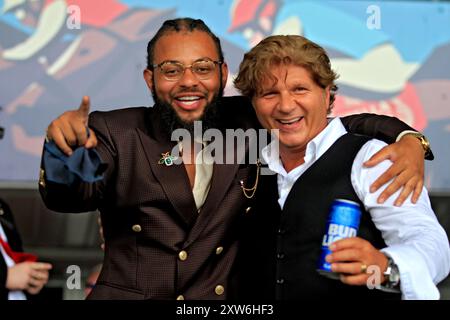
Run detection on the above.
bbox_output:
[277,253,285,259]
[276,278,285,285]
[245,207,252,214]
[0,208,4,216]
[179,250,188,261]
[277,228,285,235]
[216,246,224,255]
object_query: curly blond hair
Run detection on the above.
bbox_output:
[234,35,338,110]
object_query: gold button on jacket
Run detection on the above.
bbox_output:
[39,169,46,188]
[178,250,188,261]
[215,285,224,296]
[132,224,142,233]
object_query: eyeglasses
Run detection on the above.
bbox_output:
[152,59,222,81]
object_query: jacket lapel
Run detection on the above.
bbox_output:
[185,140,243,244]
[136,109,198,228]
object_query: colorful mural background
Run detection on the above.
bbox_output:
[0,0,449,191]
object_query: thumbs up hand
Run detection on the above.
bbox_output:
[46,96,98,156]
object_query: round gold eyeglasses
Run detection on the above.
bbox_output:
[152,59,222,81]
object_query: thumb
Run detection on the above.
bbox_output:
[78,96,91,121]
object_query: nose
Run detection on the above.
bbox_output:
[277,92,296,114]
[178,67,199,87]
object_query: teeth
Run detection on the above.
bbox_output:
[180,100,196,106]
[279,117,302,124]
[177,96,201,101]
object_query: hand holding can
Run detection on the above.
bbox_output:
[317,199,361,279]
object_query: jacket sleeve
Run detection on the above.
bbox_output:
[340,113,434,160]
[0,199,22,300]
[39,112,116,213]
[0,255,7,300]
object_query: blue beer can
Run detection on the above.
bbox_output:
[317,199,361,279]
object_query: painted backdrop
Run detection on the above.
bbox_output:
[0,0,449,191]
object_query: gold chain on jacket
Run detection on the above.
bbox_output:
[239,159,261,199]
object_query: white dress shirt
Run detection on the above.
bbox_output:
[261,117,450,300]
[0,223,27,300]
[192,146,213,210]
[178,140,214,211]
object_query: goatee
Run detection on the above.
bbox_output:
[153,93,221,137]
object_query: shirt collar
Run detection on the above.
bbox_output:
[261,117,347,175]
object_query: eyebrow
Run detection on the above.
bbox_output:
[157,57,216,65]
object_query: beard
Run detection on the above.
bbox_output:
[151,83,223,138]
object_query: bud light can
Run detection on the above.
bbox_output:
[317,199,361,279]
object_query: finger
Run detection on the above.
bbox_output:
[376,171,410,204]
[71,120,89,147]
[326,249,361,263]
[364,146,392,168]
[329,237,367,251]
[26,283,44,295]
[31,270,49,281]
[32,262,53,270]
[340,273,368,286]
[27,287,39,295]
[411,180,424,204]
[77,96,91,121]
[49,125,74,156]
[28,277,45,287]
[331,262,363,275]
[370,164,399,193]
[58,119,79,148]
[393,179,418,206]
[84,128,98,149]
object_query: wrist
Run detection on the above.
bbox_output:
[382,254,401,289]
[397,131,433,160]
[402,134,426,157]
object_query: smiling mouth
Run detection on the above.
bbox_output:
[176,96,203,106]
[276,117,304,125]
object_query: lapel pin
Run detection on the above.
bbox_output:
[158,152,178,166]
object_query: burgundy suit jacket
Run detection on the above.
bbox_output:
[40,97,259,300]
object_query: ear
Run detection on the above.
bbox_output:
[325,85,331,105]
[324,85,333,114]
[251,96,258,110]
[220,62,229,88]
[143,69,154,93]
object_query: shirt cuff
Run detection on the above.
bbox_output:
[395,130,418,142]
[381,245,440,300]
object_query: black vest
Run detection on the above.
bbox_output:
[237,133,401,300]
